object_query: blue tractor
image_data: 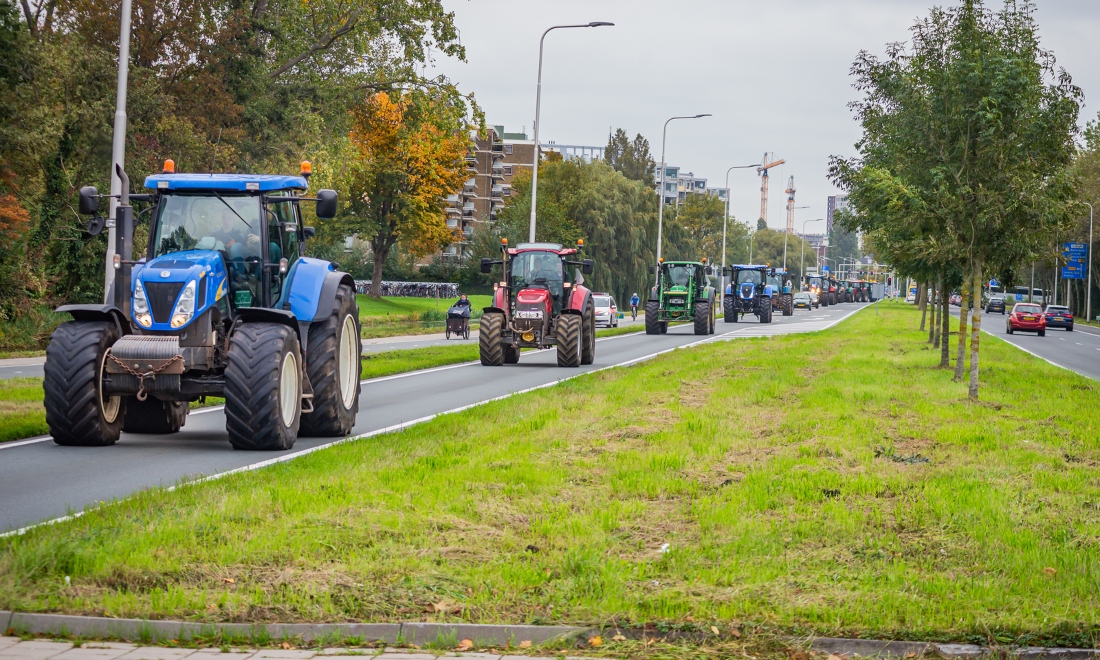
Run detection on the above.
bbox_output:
[43,163,361,450]
[722,264,774,323]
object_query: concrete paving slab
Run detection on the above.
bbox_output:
[184,653,254,660]
[0,637,22,649]
[247,653,317,659]
[81,645,137,651]
[50,648,133,659]
[116,647,197,659]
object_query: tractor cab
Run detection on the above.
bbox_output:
[727,265,770,301]
[721,264,775,324]
[657,261,709,317]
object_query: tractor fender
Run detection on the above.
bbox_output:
[492,287,507,310]
[55,304,130,337]
[234,307,301,345]
[567,285,592,314]
[282,257,352,323]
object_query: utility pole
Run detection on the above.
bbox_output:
[104,0,133,304]
[655,114,710,269]
[1086,203,1094,323]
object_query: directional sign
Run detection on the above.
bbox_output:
[1062,242,1088,280]
[1062,242,1087,257]
[989,278,998,288]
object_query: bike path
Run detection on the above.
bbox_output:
[0,304,867,534]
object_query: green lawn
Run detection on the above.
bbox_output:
[356,294,493,319]
[0,377,48,442]
[3,304,1099,647]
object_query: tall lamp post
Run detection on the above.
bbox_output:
[720,163,760,296]
[655,114,711,270]
[104,0,133,303]
[1086,202,1094,323]
[800,218,824,289]
[529,21,614,242]
[784,205,809,270]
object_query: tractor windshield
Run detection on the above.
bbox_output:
[510,251,563,296]
[663,264,695,289]
[735,269,763,286]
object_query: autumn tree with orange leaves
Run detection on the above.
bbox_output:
[343,90,471,297]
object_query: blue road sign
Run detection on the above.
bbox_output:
[989,278,998,288]
[1061,242,1088,279]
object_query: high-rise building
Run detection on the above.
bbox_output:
[826,195,849,234]
[655,163,728,206]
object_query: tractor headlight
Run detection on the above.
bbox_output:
[170,281,197,328]
[133,280,151,327]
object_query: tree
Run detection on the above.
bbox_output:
[604,128,655,187]
[756,217,767,231]
[341,89,471,297]
[830,0,1080,399]
[672,194,725,262]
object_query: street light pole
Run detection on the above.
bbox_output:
[800,218,824,289]
[1086,202,1094,323]
[529,21,613,243]
[656,114,711,271]
[720,163,760,296]
[104,0,133,304]
[784,205,809,270]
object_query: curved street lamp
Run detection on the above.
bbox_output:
[528,22,614,242]
[719,163,760,295]
[655,114,711,268]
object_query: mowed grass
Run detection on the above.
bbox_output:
[0,377,48,442]
[3,303,1100,645]
[356,294,492,319]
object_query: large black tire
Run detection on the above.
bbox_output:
[660,321,668,334]
[1038,329,1045,337]
[581,300,596,365]
[760,300,773,324]
[820,294,828,308]
[44,321,125,446]
[556,313,582,367]
[479,312,505,366]
[224,323,302,451]
[300,284,361,437]
[782,294,794,316]
[504,344,520,364]
[645,301,660,335]
[694,300,710,335]
[123,398,188,434]
[724,294,736,323]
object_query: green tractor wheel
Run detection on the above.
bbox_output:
[645,301,660,335]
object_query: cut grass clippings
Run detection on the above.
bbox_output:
[2,303,1099,648]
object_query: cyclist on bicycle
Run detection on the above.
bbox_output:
[629,292,640,320]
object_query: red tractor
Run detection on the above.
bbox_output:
[479,239,596,367]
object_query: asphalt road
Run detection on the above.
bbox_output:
[0,357,45,380]
[949,306,1100,382]
[0,303,869,534]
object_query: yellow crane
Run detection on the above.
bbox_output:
[785,175,796,234]
[757,153,785,228]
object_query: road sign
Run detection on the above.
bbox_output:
[822,265,830,272]
[1062,242,1087,257]
[1062,242,1088,280]
[989,278,998,287]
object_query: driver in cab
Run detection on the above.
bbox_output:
[211,208,261,260]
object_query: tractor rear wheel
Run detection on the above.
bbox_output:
[300,283,360,437]
[479,312,505,366]
[123,398,188,434]
[760,301,773,324]
[782,294,793,316]
[556,313,582,367]
[224,323,302,450]
[645,301,660,335]
[44,321,126,446]
[581,299,595,365]
[504,344,520,364]
[694,301,710,335]
[724,294,736,323]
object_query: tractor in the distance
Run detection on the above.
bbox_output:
[645,259,716,336]
[723,264,774,323]
[768,267,794,316]
[46,162,361,451]
[805,271,826,308]
[479,239,596,367]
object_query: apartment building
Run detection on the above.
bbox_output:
[655,163,728,206]
[826,194,849,234]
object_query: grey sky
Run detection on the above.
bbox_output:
[430,0,1100,235]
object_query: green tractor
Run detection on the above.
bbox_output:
[645,260,716,335]
[768,267,795,316]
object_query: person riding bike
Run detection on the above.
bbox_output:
[629,292,640,320]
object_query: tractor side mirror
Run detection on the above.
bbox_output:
[582,259,594,275]
[86,216,106,236]
[480,258,493,274]
[705,265,714,275]
[302,226,316,239]
[79,186,99,215]
[648,265,656,275]
[315,189,337,219]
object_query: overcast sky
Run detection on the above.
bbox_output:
[428,0,1100,234]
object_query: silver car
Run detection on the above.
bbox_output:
[593,294,619,328]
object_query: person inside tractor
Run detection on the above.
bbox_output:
[511,251,564,313]
[666,264,692,288]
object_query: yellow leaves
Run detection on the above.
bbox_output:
[221,577,235,584]
[456,639,474,651]
[587,635,603,647]
[1043,566,1057,577]
[518,640,532,648]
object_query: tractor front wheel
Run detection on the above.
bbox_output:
[760,301,773,324]
[581,300,596,365]
[44,321,126,446]
[300,283,360,437]
[556,314,582,367]
[479,312,505,366]
[504,344,520,364]
[645,301,660,335]
[723,294,736,323]
[123,398,188,434]
[224,323,302,451]
[694,300,710,335]
[782,294,794,316]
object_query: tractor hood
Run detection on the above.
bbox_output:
[739,282,756,299]
[667,285,688,294]
[132,250,228,331]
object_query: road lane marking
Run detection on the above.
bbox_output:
[1,305,871,536]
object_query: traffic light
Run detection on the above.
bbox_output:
[887,276,893,286]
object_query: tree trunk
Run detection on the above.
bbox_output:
[369,252,386,298]
[919,281,928,331]
[930,277,939,345]
[968,259,983,400]
[954,269,970,381]
[940,276,951,367]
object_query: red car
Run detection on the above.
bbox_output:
[1006,303,1046,336]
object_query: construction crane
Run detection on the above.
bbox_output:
[757,153,785,228]
[785,175,796,234]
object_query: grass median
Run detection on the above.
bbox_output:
[3,303,1099,647]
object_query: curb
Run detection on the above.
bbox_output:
[4,612,586,646]
[790,637,1100,659]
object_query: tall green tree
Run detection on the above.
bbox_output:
[830,0,1080,399]
[604,128,655,187]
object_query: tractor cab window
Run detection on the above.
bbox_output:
[735,269,763,286]
[664,264,692,288]
[152,194,263,305]
[510,251,564,311]
[265,197,302,302]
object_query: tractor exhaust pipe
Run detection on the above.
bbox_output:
[113,164,134,323]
